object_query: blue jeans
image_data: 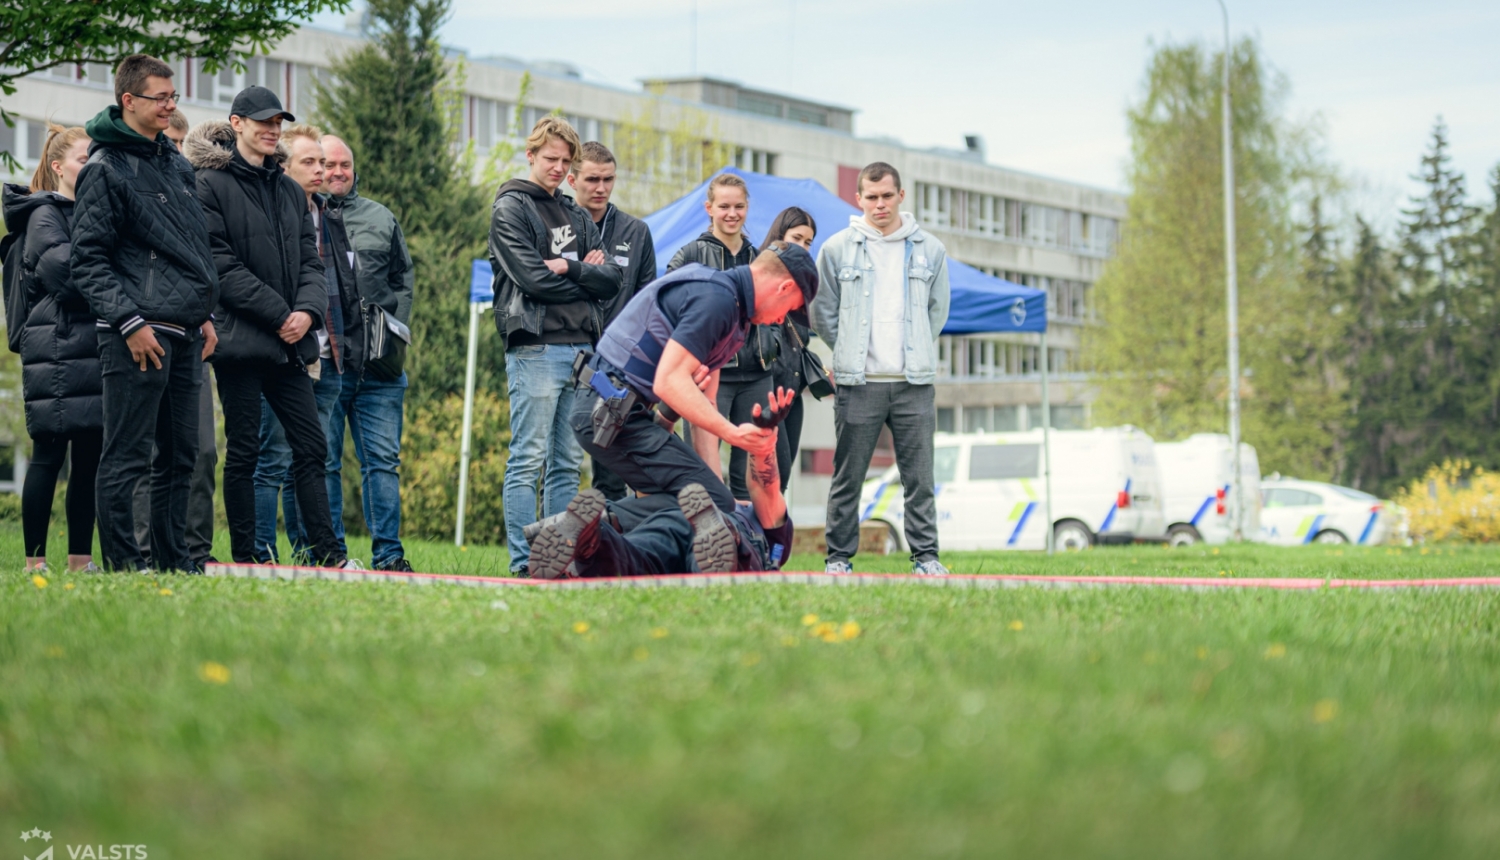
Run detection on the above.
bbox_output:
[504,343,587,572]
[253,358,342,563]
[328,368,407,567]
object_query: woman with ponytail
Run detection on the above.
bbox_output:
[0,124,102,572]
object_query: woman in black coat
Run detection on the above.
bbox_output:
[1,125,102,572]
[762,207,818,491]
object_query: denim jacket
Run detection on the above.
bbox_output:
[810,221,950,385]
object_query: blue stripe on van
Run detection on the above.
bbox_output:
[1007,502,1037,546]
[1101,478,1132,533]
[1188,497,1214,527]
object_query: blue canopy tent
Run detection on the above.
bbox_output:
[641,166,1047,336]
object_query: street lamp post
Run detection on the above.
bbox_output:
[1218,0,1244,541]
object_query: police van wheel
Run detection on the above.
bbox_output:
[1167,525,1202,548]
[1053,520,1093,551]
[1314,529,1349,545]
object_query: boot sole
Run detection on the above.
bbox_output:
[679,483,737,573]
[529,490,607,580]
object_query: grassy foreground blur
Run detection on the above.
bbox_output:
[3,529,1499,859]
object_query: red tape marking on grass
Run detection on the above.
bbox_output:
[204,563,1500,591]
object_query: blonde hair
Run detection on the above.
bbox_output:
[706,173,748,204]
[167,111,190,133]
[282,122,324,147]
[525,116,580,159]
[29,123,89,193]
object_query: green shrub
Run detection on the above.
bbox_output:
[400,391,509,544]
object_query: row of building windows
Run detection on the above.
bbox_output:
[976,268,1092,322]
[912,181,1118,256]
[36,57,329,118]
[935,403,1088,434]
[936,337,1080,380]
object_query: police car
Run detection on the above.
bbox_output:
[858,428,1167,552]
[1258,476,1392,546]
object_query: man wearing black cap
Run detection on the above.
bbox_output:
[185,85,354,568]
[569,241,818,525]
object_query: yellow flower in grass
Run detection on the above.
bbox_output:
[573,621,591,635]
[1312,699,1339,723]
[63,583,75,591]
[741,652,762,667]
[32,575,47,589]
[650,627,669,639]
[199,662,231,684]
[633,647,650,661]
[159,588,173,596]
[1008,620,1024,631]
[801,614,820,626]
[1264,643,1287,660]
[840,621,862,640]
[780,635,800,648]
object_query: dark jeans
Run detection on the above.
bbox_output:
[132,374,217,564]
[96,330,201,572]
[578,503,693,578]
[774,392,805,491]
[216,361,342,566]
[571,379,737,517]
[826,381,938,564]
[23,429,103,557]
[254,358,341,563]
[716,373,775,501]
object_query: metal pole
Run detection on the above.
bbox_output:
[1218,0,1244,542]
[455,301,481,546]
[1041,330,1054,554]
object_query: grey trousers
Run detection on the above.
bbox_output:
[134,372,218,562]
[825,381,938,564]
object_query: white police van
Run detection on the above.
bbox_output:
[1156,433,1262,547]
[859,427,1167,551]
[1258,476,1393,546]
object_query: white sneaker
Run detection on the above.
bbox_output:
[824,560,853,574]
[913,559,950,576]
[339,558,366,571]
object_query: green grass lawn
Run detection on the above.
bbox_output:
[3,527,1499,858]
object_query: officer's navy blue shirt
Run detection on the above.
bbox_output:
[661,267,756,365]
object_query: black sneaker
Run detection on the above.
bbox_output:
[529,489,607,580]
[678,483,738,573]
[376,557,415,573]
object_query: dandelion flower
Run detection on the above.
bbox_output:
[63,583,75,591]
[159,588,173,596]
[32,575,47,589]
[840,621,862,640]
[801,614,819,626]
[633,647,649,661]
[780,635,800,647]
[650,627,669,639]
[1264,643,1287,660]
[573,621,591,634]
[741,652,762,667]
[1312,699,1339,723]
[199,662,231,684]
[1009,620,1024,631]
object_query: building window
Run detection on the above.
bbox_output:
[734,147,776,175]
[737,92,783,119]
[993,405,1023,432]
[786,105,827,126]
[937,408,955,434]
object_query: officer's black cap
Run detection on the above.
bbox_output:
[766,241,818,327]
[229,85,295,122]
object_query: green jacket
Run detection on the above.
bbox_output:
[324,181,413,376]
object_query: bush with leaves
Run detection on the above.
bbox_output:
[399,391,508,543]
[1392,460,1500,544]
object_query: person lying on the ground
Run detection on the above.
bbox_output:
[531,387,796,579]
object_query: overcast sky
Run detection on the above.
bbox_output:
[317,1,1498,219]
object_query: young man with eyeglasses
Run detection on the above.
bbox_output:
[71,54,219,572]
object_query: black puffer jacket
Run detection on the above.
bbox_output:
[1,186,101,437]
[186,120,325,366]
[70,105,218,336]
[667,232,775,381]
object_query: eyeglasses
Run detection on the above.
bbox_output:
[129,92,181,106]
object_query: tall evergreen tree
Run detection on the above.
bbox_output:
[1340,219,1403,491]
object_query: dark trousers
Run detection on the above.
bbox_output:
[571,383,737,516]
[577,505,693,578]
[216,361,342,566]
[131,374,217,564]
[591,455,628,502]
[774,392,805,491]
[715,373,775,501]
[96,330,201,572]
[23,429,103,557]
[826,381,938,564]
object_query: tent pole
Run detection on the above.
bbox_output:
[1041,330,1054,555]
[456,301,481,547]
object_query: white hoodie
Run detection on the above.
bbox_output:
[848,212,920,380]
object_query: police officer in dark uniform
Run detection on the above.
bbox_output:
[568,242,818,517]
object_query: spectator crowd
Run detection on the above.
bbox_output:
[2,53,952,578]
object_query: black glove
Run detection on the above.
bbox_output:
[751,389,792,429]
